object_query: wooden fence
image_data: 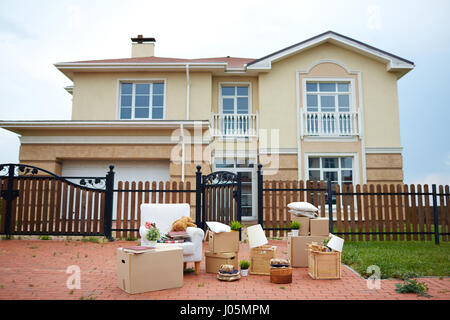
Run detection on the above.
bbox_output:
[0,177,105,236]
[262,180,450,242]
[114,180,195,239]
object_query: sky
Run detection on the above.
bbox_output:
[0,0,449,185]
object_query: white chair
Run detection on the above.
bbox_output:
[139,203,204,275]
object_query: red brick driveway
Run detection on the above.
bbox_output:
[0,239,448,300]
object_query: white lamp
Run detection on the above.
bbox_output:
[247,224,268,248]
[326,233,344,252]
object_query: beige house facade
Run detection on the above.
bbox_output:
[0,31,414,220]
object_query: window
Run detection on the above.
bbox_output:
[220,85,249,114]
[306,81,351,113]
[119,82,164,119]
[308,156,353,185]
[307,156,354,204]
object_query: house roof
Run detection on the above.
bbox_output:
[247,31,414,78]
[55,31,414,78]
[70,56,256,69]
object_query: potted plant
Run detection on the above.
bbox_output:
[144,222,160,246]
[290,221,301,236]
[240,259,250,277]
[230,221,243,232]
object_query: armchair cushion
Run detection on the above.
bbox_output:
[139,203,204,263]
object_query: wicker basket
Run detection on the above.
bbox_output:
[308,248,341,280]
[270,267,293,284]
[249,245,277,275]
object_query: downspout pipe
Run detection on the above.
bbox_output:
[186,64,190,120]
[181,123,185,182]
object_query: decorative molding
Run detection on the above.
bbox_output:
[365,147,403,154]
[247,31,414,73]
[259,148,298,155]
[303,136,359,143]
[19,135,210,145]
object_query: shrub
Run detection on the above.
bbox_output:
[290,221,300,230]
[395,279,431,297]
[240,259,250,270]
[230,221,243,231]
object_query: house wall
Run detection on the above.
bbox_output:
[71,71,213,121]
[19,142,211,184]
[257,42,403,184]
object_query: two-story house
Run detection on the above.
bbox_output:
[0,31,414,221]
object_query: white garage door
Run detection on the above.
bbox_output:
[62,160,170,221]
[61,160,170,186]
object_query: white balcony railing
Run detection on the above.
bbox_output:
[210,113,258,137]
[303,111,359,136]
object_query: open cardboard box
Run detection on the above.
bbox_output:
[208,231,239,253]
[287,234,327,267]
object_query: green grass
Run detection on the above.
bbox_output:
[341,241,450,279]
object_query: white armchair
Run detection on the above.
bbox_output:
[139,203,204,275]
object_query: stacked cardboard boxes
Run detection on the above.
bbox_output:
[288,214,330,267]
[205,231,239,273]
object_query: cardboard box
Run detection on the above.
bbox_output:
[208,231,239,253]
[288,235,327,267]
[290,214,310,236]
[249,245,277,275]
[205,251,238,273]
[310,217,329,236]
[117,245,183,294]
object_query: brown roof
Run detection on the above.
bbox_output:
[69,56,256,68]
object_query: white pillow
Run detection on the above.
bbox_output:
[206,221,231,233]
[287,202,318,212]
[288,209,318,218]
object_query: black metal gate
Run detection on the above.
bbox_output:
[195,166,242,234]
[0,163,115,239]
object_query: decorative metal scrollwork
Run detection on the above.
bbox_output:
[79,178,106,190]
[203,171,237,185]
[0,165,8,177]
[17,165,39,176]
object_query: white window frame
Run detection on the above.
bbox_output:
[116,78,167,120]
[218,82,252,114]
[302,78,356,113]
[304,153,359,186]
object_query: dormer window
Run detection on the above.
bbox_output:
[119,82,164,120]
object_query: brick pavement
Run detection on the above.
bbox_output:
[0,238,448,300]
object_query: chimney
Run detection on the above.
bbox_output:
[131,35,156,58]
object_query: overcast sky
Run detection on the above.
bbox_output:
[0,0,449,185]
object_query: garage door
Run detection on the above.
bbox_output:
[62,160,170,221]
[61,160,170,186]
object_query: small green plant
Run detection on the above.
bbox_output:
[323,238,330,246]
[230,221,243,231]
[198,282,205,287]
[39,235,52,240]
[290,221,300,230]
[183,267,195,274]
[145,222,160,242]
[81,236,100,243]
[239,259,250,270]
[279,286,286,290]
[395,279,431,297]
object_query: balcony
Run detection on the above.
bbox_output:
[303,111,359,137]
[210,113,258,138]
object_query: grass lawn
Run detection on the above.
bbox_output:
[341,241,450,279]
